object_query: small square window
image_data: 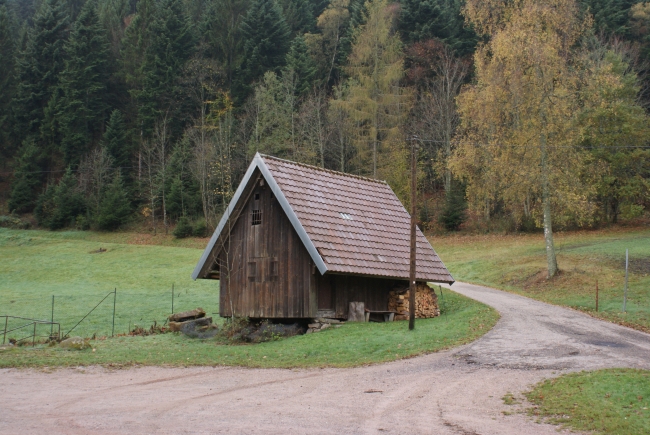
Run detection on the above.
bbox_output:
[252,209,262,225]
[254,193,260,200]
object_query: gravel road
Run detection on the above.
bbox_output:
[2,282,649,435]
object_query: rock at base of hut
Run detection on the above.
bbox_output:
[348,301,365,322]
[306,318,344,333]
[59,336,91,350]
[169,307,206,323]
[182,323,220,339]
[169,316,212,332]
[237,322,307,343]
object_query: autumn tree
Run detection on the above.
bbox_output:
[452,0,595,278]
[333,0,410,180]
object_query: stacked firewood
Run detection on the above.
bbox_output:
[388,283,440,321]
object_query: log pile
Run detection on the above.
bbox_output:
[388,283,440,321]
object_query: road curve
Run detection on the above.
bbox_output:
[1,282,649,435]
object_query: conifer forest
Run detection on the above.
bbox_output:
[0,0,649,274]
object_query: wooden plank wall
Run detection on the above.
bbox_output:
[219,176,315,318]
[316,274,407,319]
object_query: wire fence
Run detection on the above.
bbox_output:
[1,285,219,341]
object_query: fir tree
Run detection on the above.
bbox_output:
[285,35,317,96]
[0,0,15,157]
[279,0,315,34]
[135,0,194,137]
[103,110,129,173]
[97,170,131,230]
[34,167,86,229]
[12,0,69,145]
[236,0,291,101]
[58,0,110,166]
[8,138,43,213]
[399,0,477,56]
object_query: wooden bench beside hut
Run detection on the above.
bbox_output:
[192,153,454,320]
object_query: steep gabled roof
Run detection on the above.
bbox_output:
[192,153,454,283]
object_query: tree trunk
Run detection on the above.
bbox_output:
[540,132,558,278]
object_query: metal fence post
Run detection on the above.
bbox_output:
[623,249,629,312]
[3,316,7,345]
[171,283,174,314]
[112,288,117,337]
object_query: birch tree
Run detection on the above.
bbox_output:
[452,0,595,278]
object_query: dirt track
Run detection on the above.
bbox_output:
[2,282,649,435]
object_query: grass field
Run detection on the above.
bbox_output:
[526,369,650,435]
[432,227,650,332]
[0,228,499,368]
[0,228,216,339]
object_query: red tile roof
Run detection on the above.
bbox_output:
[262,155,454,283]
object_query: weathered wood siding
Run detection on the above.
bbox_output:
[316,274,406,319]
[219,176,316,318]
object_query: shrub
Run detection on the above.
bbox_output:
[173,216,193,238]
[192,219,207,237]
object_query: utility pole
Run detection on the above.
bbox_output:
[409,136,419,330]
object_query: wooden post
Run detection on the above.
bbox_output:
[172,283,175,314]
[112,288,117,337]
[595,280,599,312]
[51,295,54,336]
[623,249,628,313]
[409,137,418,331]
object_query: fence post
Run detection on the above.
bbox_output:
[51,295,54,336]
[33,322,36,347]
[623,249,629,313]
[112,288,117,337]
[3,316,7,345]
[171,283,174,314]
[595,280,599,313]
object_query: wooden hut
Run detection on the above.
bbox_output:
[192,154,454,319]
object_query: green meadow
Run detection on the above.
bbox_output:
[432,227,650,332]
[0,228,498,368]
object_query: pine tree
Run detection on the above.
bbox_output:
[103,110,129,173]
[135,0,194,137]
[8,138,43,213]
[285,35,317,96]
[12,0,69,145]
[279,0,315,34]
[236,0,291,101]
[58,0,110,166]
[34,167,86,229]
[399,0,477,56]
[97,170,131,230]
[203,0,250,91]
[0,0,15,157]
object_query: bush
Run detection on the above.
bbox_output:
[0,215,31,229]
[192,219,207,237]
[173,217,194,238]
